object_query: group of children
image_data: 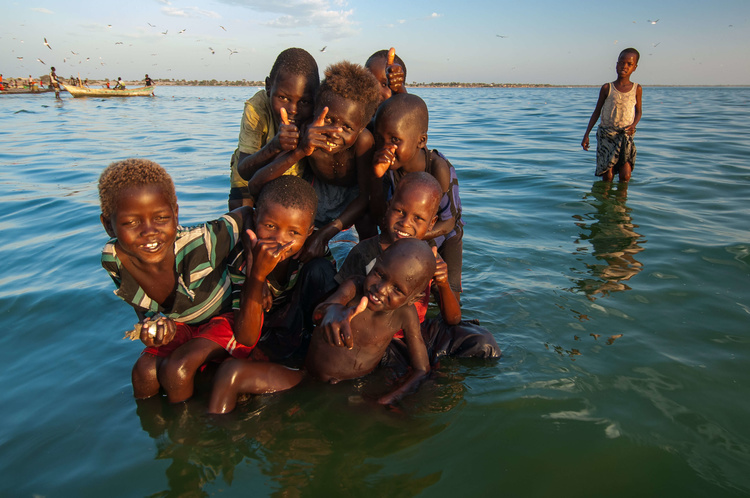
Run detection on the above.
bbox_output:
[100,46,642,414]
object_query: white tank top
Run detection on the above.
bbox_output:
[601,82,637,129]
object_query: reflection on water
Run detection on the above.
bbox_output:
[133,366,464,496]
[570,181,646,300]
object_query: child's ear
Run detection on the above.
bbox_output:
[428,214,438,231]
[100,213,116,238]
[265,76,272,95]
[418,133,428,148]
[307,224,314,237]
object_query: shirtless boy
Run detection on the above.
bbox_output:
[208,238,435,414]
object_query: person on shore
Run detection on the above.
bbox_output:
[208,238,435,414]
[581,48,643,182]
[98,159,256,402]
[228,48,320,210]
[370,93,465,301]
[144,74,154,86]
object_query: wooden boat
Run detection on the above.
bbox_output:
[62,84,155,98]
[0,87,55,95]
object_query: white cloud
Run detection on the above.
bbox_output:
[161,6,220,18]
[216,0,358,39]
[31,7,54,14]
[428,12,442,19]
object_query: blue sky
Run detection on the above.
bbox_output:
[3,0,749,85]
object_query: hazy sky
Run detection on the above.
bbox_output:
[3,0,749,85]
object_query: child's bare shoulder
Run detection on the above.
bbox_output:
[429,150,451,191]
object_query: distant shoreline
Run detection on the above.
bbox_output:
[3,76,747,90]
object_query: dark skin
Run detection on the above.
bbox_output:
[582,52,642,182]
[230,71,316,210]
[366,48,407,103]
[208,243,432,413]
[101,185,253,401]
[370,111,455,240]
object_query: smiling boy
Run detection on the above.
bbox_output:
[208,238,435,413]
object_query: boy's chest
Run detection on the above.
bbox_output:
[310,149,357,186]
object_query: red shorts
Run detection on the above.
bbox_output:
[143,313,255,359]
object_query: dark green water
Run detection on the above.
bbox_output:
[1,86,748,497]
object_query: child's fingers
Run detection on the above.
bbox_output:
[272,240,294,258]
[313,106,328,127]
[349,296,368,319]
[245,228,258,248]
[280,107,289,125]
[387,47,395,66]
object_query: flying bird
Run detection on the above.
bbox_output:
[228,48,238,56]
[44,37,52,49]
[647,19,659,24]
[320,46,327,52]
[209,47,215,54]
[71,50,78,55]
[17,56,23,60]
[147,22,156,27]
[179,29,186,34]
[107,24,112,28]
[37,58,46,64]
[115,41,123,45]
[495,34,508,38]
[220,25,227,31]
[162,30,168,35]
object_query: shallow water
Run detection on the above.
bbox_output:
[1,86,749,497]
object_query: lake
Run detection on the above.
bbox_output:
[1,85,749,497]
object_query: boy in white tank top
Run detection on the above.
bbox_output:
[581,48,643,182]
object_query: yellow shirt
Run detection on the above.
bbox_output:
[230,90,305,188]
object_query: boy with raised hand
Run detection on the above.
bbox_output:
[228,48,319,210]
[338,172,500,365]
[209,238,436,413]
[370,93,465,300]
[99,159,254,402]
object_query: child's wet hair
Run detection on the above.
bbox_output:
[256,175,318,223]
[98,158,177,220]
[375,93,429,134]
[316,61,381,125]
[619,47,640,63]
[394,171,442,217]
[268,48,320,88]
[365,50,407,77]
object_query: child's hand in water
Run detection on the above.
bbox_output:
[316,296,368,349]
[275,108,300,152]
[138,314,176,347]
[373,144,397,178]
[301,107,342,156]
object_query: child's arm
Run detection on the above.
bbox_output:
[237,108,301,181]
[432,247,461,324]
[423,157,456,240]
[245,107,341,201]
[624,84,643,136]
[312,279,366,349]
[298,130,375,262]
[369,144,397,226]
[377,306,430,405]
[582,83,609,151]
[233,228,292,347]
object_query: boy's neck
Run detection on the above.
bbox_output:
[399,148,427,173]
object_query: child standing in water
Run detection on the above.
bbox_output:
[582,48,643,182]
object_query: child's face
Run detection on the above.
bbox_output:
[366,56,391,103]
[266,71,316,126]
[363,251,423,312]
[374,112,427,170]
[616,54,638,79]
[102,185,178,266]
[383,186,438,243]
[319,94,367,153]
[253,201,314,261]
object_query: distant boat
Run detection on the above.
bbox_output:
[62,84,155,98]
